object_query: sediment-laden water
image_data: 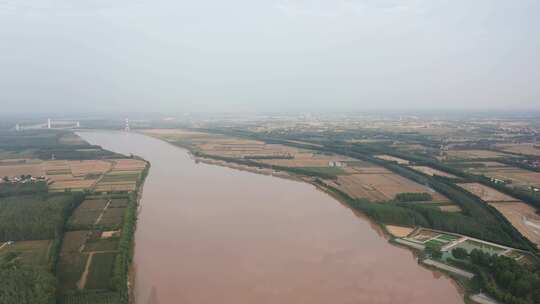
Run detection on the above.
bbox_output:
[80,131,463,304]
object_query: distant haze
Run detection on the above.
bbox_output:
[1,1,539,114]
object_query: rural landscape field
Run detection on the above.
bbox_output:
[3,115,540,304]
[0,129,148,303]
[141,114,540,304]
[2,1,540,304]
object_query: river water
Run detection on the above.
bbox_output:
[79,131,463,304]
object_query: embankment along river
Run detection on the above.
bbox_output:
[80,131,464,304]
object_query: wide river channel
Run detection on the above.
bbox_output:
[80,131,463,304]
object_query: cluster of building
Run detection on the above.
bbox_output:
[527,159,540,169]
[0,175,47,184]
[328,161,346,167]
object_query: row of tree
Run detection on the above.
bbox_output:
[0,181,48,198]
[0,193,84,242]
[0,253,57,304]
[395,192,432,202]
[450,249,540,304]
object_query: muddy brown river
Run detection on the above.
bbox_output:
[80,131,463,304]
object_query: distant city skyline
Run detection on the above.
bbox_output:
[1,1,539,114]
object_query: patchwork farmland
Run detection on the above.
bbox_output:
[444,149,512,160]
[463,161,540,189]
[0,158,146,193]
[457,182,540,248]
[325,168,449,202]
[58,194,134,301]
[145,128,458,211]
[489,202,540,249]
[495,142,540,157]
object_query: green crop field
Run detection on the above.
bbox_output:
[101,172,140,183]
[85,252,117,290]
[0,240,52,267]
[57,253,89,290]
[77,199,108,211]
[437,234,459,241]
[83,238,118,252]
[61,231,89,254]
[68,210,102,228]
[344,160,377,167]
[296,166,347,176]
[108,198,129,208]
[61,292,121,304]
[98,208,126,228]
[425,239,447,247]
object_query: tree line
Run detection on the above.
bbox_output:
[0,193,84,242]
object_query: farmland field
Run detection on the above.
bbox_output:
[328,172,448,202]
[407,229,441,243]
[85,252,117,290]
[100,171,140,182]
[496,143,540,156]
[292,166,347,176]
[94,183,136,192]
[347,166,392,174]
[49,180,96,191]
[0,240,52,267]
[68,210,102,228]
[409,166,457,178]
[385,225,414,237]
[0,162,44,176]
[445,149,511,160]
[343,160,377,167]
[0,158,144,192]
[83,238,118,252]
[57,231,91,290]
[98,207,125,227]
[77,199,108,211]
[457,183,518,202]
[259,157,349,167]
[467,165,540,189]
[375,154,410,164]
[61,231,89,254]
[111,159,146,171]
[143,128,352,168]
[57,252,90,290]
[489,202,540,248]
[62,292,121,304]
[108,198,129,208]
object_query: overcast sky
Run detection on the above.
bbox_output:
[1,0,539,114]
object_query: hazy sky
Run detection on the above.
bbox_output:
[1,0,539,114]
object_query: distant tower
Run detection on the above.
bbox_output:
[15,124,20,131]
[125,118,130,132]
[47,118,52,129]
[76,121,80,128]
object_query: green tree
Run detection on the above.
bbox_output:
[425,243,442,259]
[451,247,468,259]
